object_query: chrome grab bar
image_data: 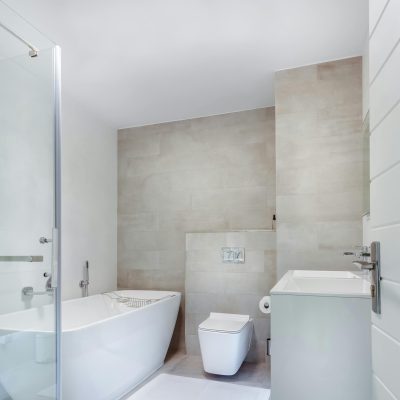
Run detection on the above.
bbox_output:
[0,256,43,262]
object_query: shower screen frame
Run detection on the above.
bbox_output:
[53,44,63,400]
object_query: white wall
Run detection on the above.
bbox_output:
[0,1,118,302]
[0,56,117,307]
[61,94,117,300]
[369,1,400,399]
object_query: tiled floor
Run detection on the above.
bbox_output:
[122,352,270,399]
[126,374,270,400]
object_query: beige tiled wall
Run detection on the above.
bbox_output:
[118,108,276,350]
[185,231,276,362]
[275,57,364,278]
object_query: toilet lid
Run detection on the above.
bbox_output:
[199,313,250,334]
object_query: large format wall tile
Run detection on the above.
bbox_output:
[118,108,276,350]
[275,57,364,278]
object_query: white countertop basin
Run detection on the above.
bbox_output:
[271,270,371,298]
[291,270,361,279]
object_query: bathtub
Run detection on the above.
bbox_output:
[0,290,181,400]
[62,290,181,400]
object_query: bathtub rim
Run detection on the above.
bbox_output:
[62,290,181,333]
[0,290,181,334]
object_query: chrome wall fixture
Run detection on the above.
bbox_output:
[22,273,54,297]
[0,21,39,57]
[79,261,90,297]
[344,241,381,314]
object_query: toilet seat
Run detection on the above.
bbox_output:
[199,313,250,334]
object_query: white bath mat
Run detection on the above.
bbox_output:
[127,373,270,400]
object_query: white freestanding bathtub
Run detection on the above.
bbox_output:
[0,290,181,400]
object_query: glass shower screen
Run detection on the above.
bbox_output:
[0,2,61,399]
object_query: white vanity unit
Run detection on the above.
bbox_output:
[270,270,372,400]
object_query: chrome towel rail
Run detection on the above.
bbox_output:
[0,256,43,262]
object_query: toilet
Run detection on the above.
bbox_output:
[198,312,253,375]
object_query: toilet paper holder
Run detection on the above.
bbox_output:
[259,296,271,314]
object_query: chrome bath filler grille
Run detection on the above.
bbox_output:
[103,292,167,308]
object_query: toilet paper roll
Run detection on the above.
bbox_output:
[259,296,271,314]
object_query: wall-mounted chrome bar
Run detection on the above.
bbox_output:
[344,241,381,314]
[0,256,43,262]
[0,21,39,57]
[370,241,381,315]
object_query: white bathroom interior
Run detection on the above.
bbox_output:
[0,0,399,399]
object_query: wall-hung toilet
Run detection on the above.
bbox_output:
[198,313,253,375]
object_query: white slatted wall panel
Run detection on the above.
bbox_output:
[369,1,400,399]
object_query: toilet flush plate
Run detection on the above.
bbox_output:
[221,247,245,263]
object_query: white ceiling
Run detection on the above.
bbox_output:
[4,0,368,129]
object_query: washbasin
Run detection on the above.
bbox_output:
[292,270,360,279]
[271,269,372,400]
[271,270,371,297]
